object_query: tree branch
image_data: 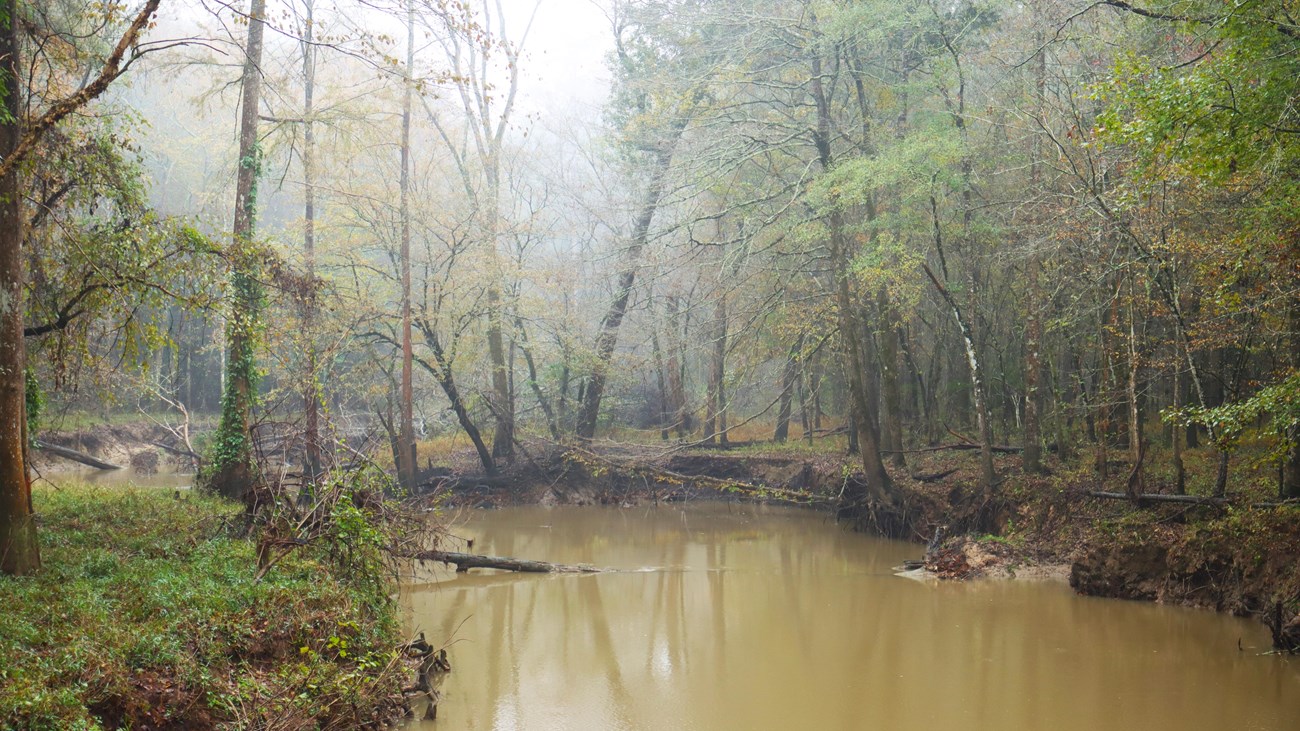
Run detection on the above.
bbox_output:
[0,0,162,180]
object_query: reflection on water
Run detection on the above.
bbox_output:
[36,467,195,490]
[402,503,1300,731]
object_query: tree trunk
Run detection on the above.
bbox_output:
[1126,292,1145,499]
[414,320,496,475]
[774,335,803,443]
[835,243,893,504]
[205,0,267,504]
[860,319,881,450]
[704,278,727,445]
[808,45,895,509]
[415,550,600,574]
[664,294,688,437]
[878,292,905,467]
[576,136,682,438]
[652,323,669,441]
[1023,250,1044,473]
[1022,38,1045,475]
[922,263,997,498]
[514,317,560,441]
[0,0,38,575]
[810,367,823,432]
[1183,360,1200,448]
[486,287,513,458]
[300,0,322,486]
[395,1,418,492]
[1172,363,1186,495]
[798,362,813,444]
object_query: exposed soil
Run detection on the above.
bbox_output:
[32,422,193,475]
[1068,506,1300,650]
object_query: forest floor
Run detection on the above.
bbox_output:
[0,484,410,730]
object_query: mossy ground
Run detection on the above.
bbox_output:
[0,484,405,730]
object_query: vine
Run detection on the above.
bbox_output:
[201,142,266,495]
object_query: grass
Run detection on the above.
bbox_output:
[0,484,405,730]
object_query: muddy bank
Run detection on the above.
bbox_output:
[45,421,1299,652]
[1069,506,1300,650]
[32,422,198,476]
[423,446,855,510]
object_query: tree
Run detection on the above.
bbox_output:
[576,0,712,438]
[2,0,162,575]
[420,0,539,459]
[203,0,267,503]
[397,0,417,492]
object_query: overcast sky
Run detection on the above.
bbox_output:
[508,0,613,116]
[143,0,614,135]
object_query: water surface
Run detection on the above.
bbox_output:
[402,503,1300,730]
[37,466,195,490]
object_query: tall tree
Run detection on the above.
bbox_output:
[422,0,538,459]
[1,0,162,575]
[204,0,267,502]
[397,0,417,492]
[298,0,323,486]
[0,0,34,575]
[575,0,706,438]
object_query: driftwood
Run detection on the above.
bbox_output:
[656,467,833,506]
[419,473,513,492]
[33,440,122,470]
[414,550,601,574]
[402,633,451,720]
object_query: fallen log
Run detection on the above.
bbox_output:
[33,440,122,470]
[149,440,201,463]
[1087,491,1226,505]
[911,468,959,483]
[414,550,601,574]
[885,442,1022,455]
[1087,491,1300,509]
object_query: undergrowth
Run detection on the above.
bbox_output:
[0,484,405,730]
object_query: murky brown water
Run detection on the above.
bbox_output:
[402,503,1300,731]
[36,467,195,490]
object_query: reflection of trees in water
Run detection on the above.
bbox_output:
[580,577,636,727]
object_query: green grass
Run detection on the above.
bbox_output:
[0,485,404,730]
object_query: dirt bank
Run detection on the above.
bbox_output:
[1069,506,1300,650]
[32,422,196,475]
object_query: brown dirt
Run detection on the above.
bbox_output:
[33,423,188,473]
[1069,506,1300,648]
[88,672,215,731]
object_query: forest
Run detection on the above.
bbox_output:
[2,0,1300,728]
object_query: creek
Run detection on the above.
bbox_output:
[401,502,1300,731]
